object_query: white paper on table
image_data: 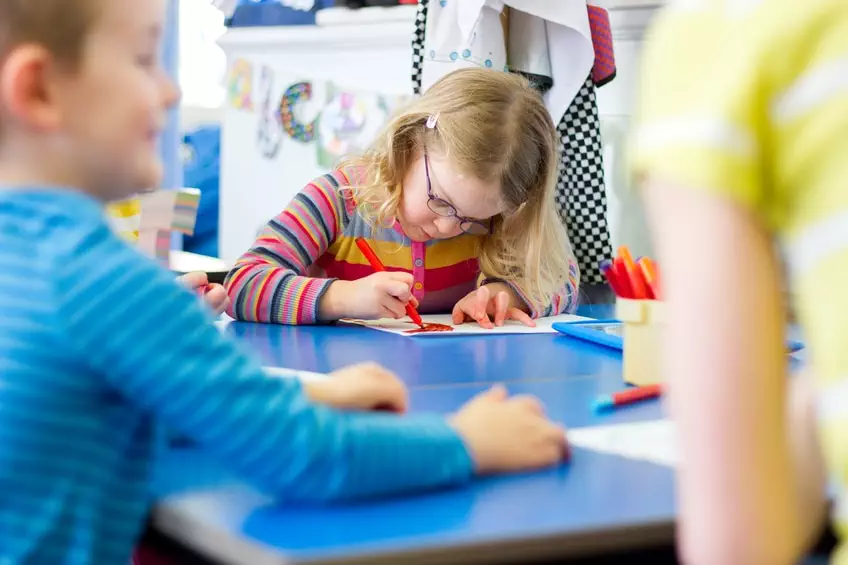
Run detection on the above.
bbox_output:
[263,366,328,382]
[213,317,233,332]
[338,313,589,337]
[567,419,677,468]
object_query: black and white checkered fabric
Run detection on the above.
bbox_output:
[555,77,612,285]
[411,0,612,284]
[411,0,429,96]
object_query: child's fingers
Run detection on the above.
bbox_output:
[493,291,510,326]
[471,287,495,329]
[484,384,508,401]
[451,302,466,325]
[386,271,414,285]
[508,394,546,416]
[474,285,490,308]
[179,271,209,289]
[204,285,229,313]
[380,296,407,318]
[475,311,494,329]
[381,280,413,301]
[507,307,535,327]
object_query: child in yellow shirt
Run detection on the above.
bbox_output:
[632,0,847,563]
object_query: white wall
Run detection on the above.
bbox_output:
[209,3,665,263]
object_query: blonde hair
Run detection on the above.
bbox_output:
[342,68,577,310]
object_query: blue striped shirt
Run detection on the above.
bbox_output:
[0,189,474,565]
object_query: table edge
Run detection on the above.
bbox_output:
[153,503,674,565]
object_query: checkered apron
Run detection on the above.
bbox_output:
[411,0,614,284]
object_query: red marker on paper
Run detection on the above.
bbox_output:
[593,384,662,412]
[354,237,424,328]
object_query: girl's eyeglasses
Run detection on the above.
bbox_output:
[424,153,491,236]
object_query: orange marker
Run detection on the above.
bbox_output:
[354,237,424,327]
[638,257,660,300]
[618,246,647,299]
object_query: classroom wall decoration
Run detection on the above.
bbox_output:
[316,84,407,168]
[229,68,404,154]
[279,82,317,143]
[256,65,283,159]
[227,58,254,111]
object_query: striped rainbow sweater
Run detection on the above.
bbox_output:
[225,168,579,325]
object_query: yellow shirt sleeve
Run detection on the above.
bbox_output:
[630,2,767,217]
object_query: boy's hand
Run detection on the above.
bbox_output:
[178,272,230,315]
[303,362,409,413]
[452,284,534,329]
[449,385,568,473]
[320,273,419,321]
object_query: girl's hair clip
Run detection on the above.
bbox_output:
[426,113,439,129]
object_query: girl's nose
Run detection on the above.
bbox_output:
[433,216,462,236]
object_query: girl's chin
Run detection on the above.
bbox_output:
[397,219,432,241]
[408,231,432,242]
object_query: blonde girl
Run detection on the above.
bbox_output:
[226,68,579,327]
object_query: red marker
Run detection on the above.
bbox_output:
[618,246,647,299]
[593,384,662,412]
[354,237,424,328]
[600,259,626,297]
[612,257,634,298]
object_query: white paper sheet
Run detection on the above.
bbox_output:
[263,366,328,382]
[338,313,589,337]
[567,419,677,467]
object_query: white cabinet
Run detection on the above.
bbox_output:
[217,3,664,263]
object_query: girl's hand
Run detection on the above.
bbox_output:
[320,272,419,321]
[303,362,409,413]
[452,284,534,329]
[178,272,230,315]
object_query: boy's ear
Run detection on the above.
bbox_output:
[0,45,63,132]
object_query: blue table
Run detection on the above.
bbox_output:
[152,305,678,564]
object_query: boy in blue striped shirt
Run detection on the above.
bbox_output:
[0,1,568,563]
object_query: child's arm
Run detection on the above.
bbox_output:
[643,181,825,565]
[224,173,348,325]
[55,229,475,501]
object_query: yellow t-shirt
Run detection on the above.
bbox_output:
[631,0,848,561]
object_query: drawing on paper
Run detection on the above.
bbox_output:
[338,313,590,337]
[404,323,454,334]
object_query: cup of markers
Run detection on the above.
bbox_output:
[600,246,660,301]
[602,247,664,387]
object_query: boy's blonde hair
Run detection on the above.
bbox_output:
[345,68,577,310]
